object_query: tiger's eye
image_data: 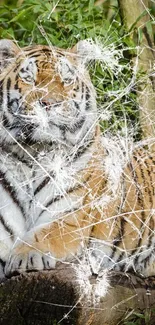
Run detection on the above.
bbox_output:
[57,57,76,86]
[11,99,19,113]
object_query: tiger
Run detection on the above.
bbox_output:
[0,38,154,282]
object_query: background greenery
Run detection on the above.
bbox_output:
[1,0,154,139]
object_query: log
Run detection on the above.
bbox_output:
[118,0,155,144]
[0,263,155,325]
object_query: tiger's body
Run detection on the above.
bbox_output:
[0,39,154,280]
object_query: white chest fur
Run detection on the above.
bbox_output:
[0,141,95,233]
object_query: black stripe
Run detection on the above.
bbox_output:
[2,114,11,128]
[128,161,145,219]
[134,240,155,270]
[113,160,145,268]
[150,158,155,165]
[11,152,33,169]
[141,230,155,268]
[6,78,11,106]
[72,140,93,161]
[46,194,64,209]
[81,81,84,99]
[0,170,26,219]
[147,215,155,248]
[18,259,22,268]
[38,194,67,218]
[17,124,35,144]
[115,252,125,271]
[132,156,154,265]
[38,173,92,218]
[74,101,80,110]
[85,86,91,110]
[45,173,92,209]
[0,213,14,238]
[138,216,155,269]
[133,154,153,205]
[42,256,46,269]
[133,154,146,184]
[110,218,127,260]
[68,116,86,133]
[30,256,34,266]
[6,77,11,90]
[128,161,146,264]
[13,62,21,73]
[107,174,127,262]
[14,80,22,93]
[0,80,4,108]
[49,116,85,134]
[24,48,53,57]
[141,252,152,269]
[144,158,155,197]
[75,83,79,91]
[0,258,5,269]
[34,176,50,196]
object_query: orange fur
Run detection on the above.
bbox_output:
[13,136,155,275]
[2,41,155,276]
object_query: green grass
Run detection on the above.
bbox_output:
[0,0,141,138]
[122,309,155,325]
[0,0,154,138]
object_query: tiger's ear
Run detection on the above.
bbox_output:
[71,40,92,57]
[71,39,103,65]
[0,39,19,74]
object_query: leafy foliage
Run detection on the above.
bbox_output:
[0,0,141,137]
[122,309,155,325]
[0,0,119,47]
[0,0,154,138]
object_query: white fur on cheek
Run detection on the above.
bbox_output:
[19,58,37,84]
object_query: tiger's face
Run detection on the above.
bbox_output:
[0,40,97,146]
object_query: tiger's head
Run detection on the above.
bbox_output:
[0,39,97,147]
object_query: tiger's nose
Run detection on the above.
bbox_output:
[40,100,51,111]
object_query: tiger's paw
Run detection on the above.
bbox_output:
[5,250,56,277]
